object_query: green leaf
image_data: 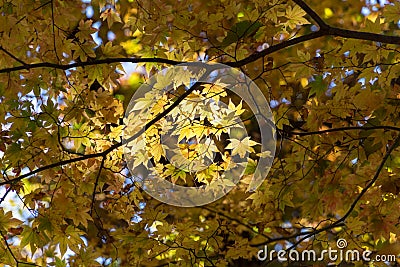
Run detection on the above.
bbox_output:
[308,75,327,97]
[221,20,263,47]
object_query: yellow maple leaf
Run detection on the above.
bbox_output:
[225,137,259,158]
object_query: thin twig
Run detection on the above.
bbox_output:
[0,230,40,266]
[253,134,400,248]
[0,186,12,204]
[281,125,400,136]
[0,46,27,66]
[90,156,106,215]
[50,0,61,63]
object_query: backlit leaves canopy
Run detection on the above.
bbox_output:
[1,0,400,266]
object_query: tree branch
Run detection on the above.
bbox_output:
[233,0,400,66]
[202,205,272,241]
[250,221,346,247]
[333,134,400,226]
[0,151,105,186]
[291,0,399,44]
[90,156,106,215]
[291,0,328,29]
[0,68,215,186]
[284,134,400,250]
[0,57,183,74]
[0,230,40,267]
[0,186,12,204]
[0,46,28,66]
[2,124,399,187]
[0,12,399,74]
[253,134,400,248]
[328,26,400,44]
[229,31,325,67]
[280,125,400,136]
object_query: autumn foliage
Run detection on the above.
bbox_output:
[1,0,400,266]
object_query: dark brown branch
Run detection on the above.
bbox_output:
[328,26,400,44]
[229,31,325,67]
[0,57,183,74]
[281,125,400,136]
[233,0,400,66]
[90,156,106,215]
[233,27,400,67]
[202,206,272,241]
[291,0,328,29]
[251,222,346,247]
[1,0,400,192]
[0,68,214,186]
[50,0,61,63]
[333,134,400,226]
[0,46,28,66]
[0,150,105,186]
[285,134,400,250]
[15,0,52,26]
[0,230,18,265]
[0,230,40,267]
[1,124,399,187]
[292,0,399,44]
[0,23,399,73]
[0,186,12,204]
[253,134,400,248]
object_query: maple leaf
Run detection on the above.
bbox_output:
[225,137,260,158]
[1,0,400,265]
[281,5,310,30]
[100,8,122,28]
